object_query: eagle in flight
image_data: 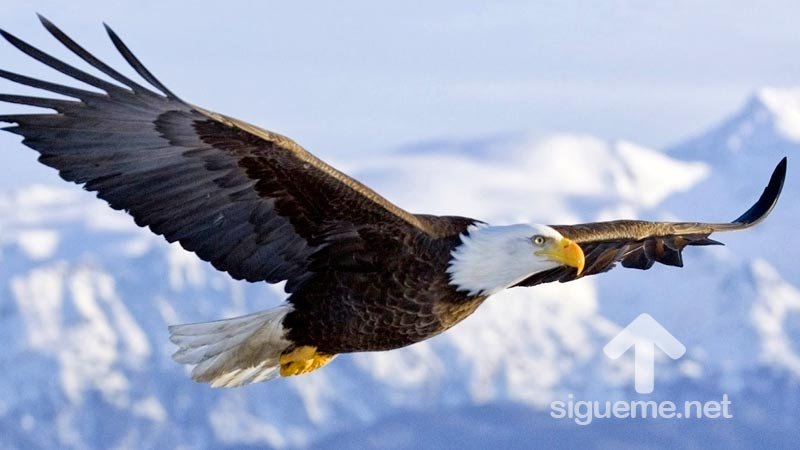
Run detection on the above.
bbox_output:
[0,16,786,387]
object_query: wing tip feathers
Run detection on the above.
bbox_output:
[730,157,787,226]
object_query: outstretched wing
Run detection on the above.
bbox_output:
[0,16,438,292]
[515,157,786,287]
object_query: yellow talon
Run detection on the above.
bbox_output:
[279,346,336,377]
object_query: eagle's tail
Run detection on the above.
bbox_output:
[168,305,294,388]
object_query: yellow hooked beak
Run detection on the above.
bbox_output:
[536,238,585,275]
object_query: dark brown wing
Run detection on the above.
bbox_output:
[515,157,786,287]
[0,16,450,293]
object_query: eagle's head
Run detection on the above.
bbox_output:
[447,223,585,296]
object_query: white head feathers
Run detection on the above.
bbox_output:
[447,223,567,296]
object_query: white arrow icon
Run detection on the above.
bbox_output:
[603,313,686,394]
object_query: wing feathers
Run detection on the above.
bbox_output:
[0,28,124,94]
[37,14,153,94]
[516,158,786,287]
[1,16,440,293]
[0,93,80,110]
[102,23,179,99]
[0,68,100,99]
[729,156,786,226]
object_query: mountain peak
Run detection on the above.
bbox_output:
[669,87,800,161]
[752,87,800,142]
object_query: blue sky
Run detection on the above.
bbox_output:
[2,1,800,188]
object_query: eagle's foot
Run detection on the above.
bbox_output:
[279,346,335,376]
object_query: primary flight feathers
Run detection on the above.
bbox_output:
[0,15,441,292]
[0,16,786,387]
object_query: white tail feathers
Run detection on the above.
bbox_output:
[168,304,294,388]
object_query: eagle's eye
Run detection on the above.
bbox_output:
[532,235,546,246]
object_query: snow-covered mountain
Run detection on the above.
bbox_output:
[0,90,798,449]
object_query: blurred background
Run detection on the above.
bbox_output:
[1,1,798,448]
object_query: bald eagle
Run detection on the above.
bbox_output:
[0,17,786,388]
